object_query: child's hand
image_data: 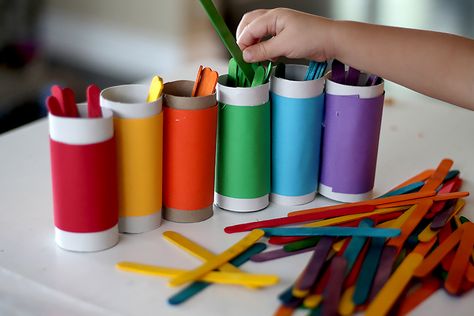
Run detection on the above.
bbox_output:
[236,8,335,63]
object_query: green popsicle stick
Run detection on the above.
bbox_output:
[283,237,320,252]
[198,0,254,82]
[251,65,265,87]
[228,58,238,87]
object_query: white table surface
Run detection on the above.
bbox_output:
[0,82,473,316]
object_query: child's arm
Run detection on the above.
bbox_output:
[236,8,474,110]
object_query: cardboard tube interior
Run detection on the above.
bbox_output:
[217,75,269,106]
[271,64,325,98]
[164,80,216,110]
[326,72,384,98]
[100,84,162,118]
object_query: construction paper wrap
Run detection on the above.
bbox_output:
[270,64,325,205]
[100,84,163,233]
[49,104,119,252]
[215,75,270,212]
[319,74,384,202]
[162,80,217,222]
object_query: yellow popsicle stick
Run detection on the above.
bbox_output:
[116,261,278,287]
[366,238,436,316]
[146,75,163,102]
[163,230,257,289]
[169,229,265,287]
[304,206,408,228]
[418,199,465,242]
[303,294,322,309]
[338,286,355,316]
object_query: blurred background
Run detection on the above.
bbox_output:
[0,0,473,133]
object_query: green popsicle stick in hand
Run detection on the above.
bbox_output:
[198,0,254,82]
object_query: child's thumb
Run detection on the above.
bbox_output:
[242,39,279,63]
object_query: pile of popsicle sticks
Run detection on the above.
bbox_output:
[225,158,473,316]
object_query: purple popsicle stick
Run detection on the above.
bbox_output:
[365,74,379,86]
[368,245,397,302]
[331,59,345,84]
[431,200,457,230]
[250,246,316,262]
[322,256,348,316]
[346,67,360,85]
[294,237,334,292]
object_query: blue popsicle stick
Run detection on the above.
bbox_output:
[343,219,373,273]
[167,242,267,305]
[444,169,460,182]
[304,61,318,80]
[261,227,401,238]
[378,181,424,199]
[315,62,327,79]
[352,236,386,304]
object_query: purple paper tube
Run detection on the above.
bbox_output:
[319,79,384,202]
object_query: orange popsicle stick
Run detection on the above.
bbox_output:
[466,263,474,283]
[191,65,203,97]
[379,191,469,208]
[397,277,441,316]
[387,200,433,253]
[419,159,453,192]
[288,191,435,217]
[196,67,218,96]
[445,223,474,294]
[413,226,463,278]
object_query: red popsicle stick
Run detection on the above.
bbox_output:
[62,87,79,117]
[426,177,462,219]
[46,96,63,116]
[51,85,66,115]
[87,84,103,118]
[224,205,376,234]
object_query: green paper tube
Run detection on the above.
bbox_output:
[215,75,270,212]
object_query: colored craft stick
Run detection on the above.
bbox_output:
[262,227,400,238]
[251,65,265,87]
[414,226,463,278]
[303,207,407,228]
[146,75,163,102]
[163,231,247,275]
[331,59,345,83]
[193,67,218,96]
[366,239,436,316]
[309,305,322,316]
[379,191,469,208]
[225,205,376,233]
[420,199,465,242]
[304,61,318,80]
[344,242,370,288]
[345,67,360,85]
[339,286,356,316]
[250,246,316,262]
[377,181,424,199]
[466,263,474,283]
[198,0,254,82]
[46,96,63,116]
[284,237,320,252]
[365,74,378,86]
[51,85,66,115]
[396,276,441,316]
[288,191,435,216]
[343,219,373,273]
[431,199,464,230]
[444,169,460,182]
[419,159,453,192]
[322,256,348,316]
[274,305,296,316]
[387,200,432,254]
[304,294,322,309]
[292,237,334,296]
[427,178,461,218]
[445,223,474,294]
[62,87,79,117]
[278,285,295,303]
[191,66,203,96]
[116,261,278,286]
[168,243,267,305]
[368,245,398,301]
[168,229,264,287]
[315,62,327,79]
[86,84,102,118]
[388,169,434,192]
[353,237,386,305]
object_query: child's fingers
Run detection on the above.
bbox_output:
[242,37,281,62]
[236,9,269,42]
[237,11,280,51]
